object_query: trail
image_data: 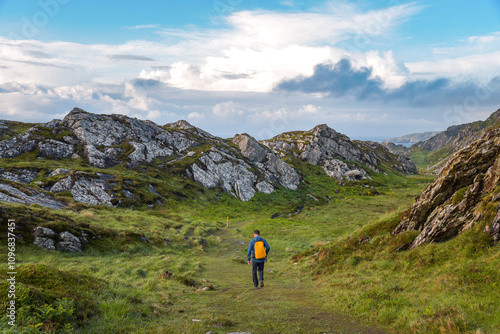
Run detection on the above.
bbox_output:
[195,226,388,334]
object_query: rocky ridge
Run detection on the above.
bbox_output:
[393,126,500,247]
[262,124,417,181]
[0,108,415,207]
[0,108,301,203]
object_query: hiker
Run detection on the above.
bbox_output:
[247,229,270,288]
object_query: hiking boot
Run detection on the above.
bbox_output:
[260,281,264,288]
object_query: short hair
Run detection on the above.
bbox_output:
[253,230,260,235]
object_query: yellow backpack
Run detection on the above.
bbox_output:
[254,240,267,259]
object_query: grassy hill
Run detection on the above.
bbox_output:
[1,168,442,333]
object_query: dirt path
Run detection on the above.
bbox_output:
[195,228,388,334]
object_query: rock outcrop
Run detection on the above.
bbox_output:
[393,127,500,247]
[190,135,300,201]
[262,124,416,181]
[33,226,84,252]
[0,182,65,209]
[0,168,39,183]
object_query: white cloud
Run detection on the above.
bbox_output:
[407,50,500,82]
[127,24,161,30]
[212,101,244,117]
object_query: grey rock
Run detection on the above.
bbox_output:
[256,181,275,194]
[0,182,65,209]
[84,144,115,168]
[34,226,57,237]
[322,159,366,181]
[0,135,37,158]
[50,176,73,193]
[34,237,56,250]
[0,168,38,183]
[33,226,57,250]
[148,184,159,195]
[233,133,268,162]
[263,124,417,179]
[192,164,220,189]
[234,177,256,202]
[80,232,89,244]
[260,153,300,190]
[123,189,135,199]
[71,177,115,206]
[233,134,300,190]
[48,168,72,177]
[192,150,259,201]
[71,153,80,159]
[38,139,73,158]
[56,231,82,252]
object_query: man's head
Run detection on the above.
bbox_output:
[253,229,260,237]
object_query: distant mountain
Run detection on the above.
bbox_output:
[393,124,500,247]
[0,108,416,208]
[388,108,500,173]
[383,131,440,145]
[414,109,500,152]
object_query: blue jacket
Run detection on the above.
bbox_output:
[247,236,270,263]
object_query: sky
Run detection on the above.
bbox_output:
[0,0,500,140]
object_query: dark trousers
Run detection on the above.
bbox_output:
[252,261,264,287]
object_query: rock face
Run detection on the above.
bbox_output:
[190,135,300,201]
[393,127,500,247]
[262,124,416,181]
[0,182,65,209]
[232,134,300,190]
[50,172,117,206]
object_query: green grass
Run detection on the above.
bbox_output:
[1,170,498,333]
[296,210,500,334]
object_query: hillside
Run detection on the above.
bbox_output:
[0,108,415,209]
[292,123,500,333]
[383,131,440,145]
[407,109,500,172]
[393,125,500,247]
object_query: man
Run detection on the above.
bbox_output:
[247,230,271,288]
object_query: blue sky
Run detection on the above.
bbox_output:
[1,0,500,140]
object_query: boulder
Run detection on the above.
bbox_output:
[233,134,268,162]
[33,227,57,250]
[38,139,74,158]
[50,176,73,193]
[48,168,72,177]
[56,231,82,252]
[256,181,275,194]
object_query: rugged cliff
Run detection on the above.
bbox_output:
[393,126,500,246]
[262,124,417,181]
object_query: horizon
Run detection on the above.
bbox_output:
[1,0,500,140]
